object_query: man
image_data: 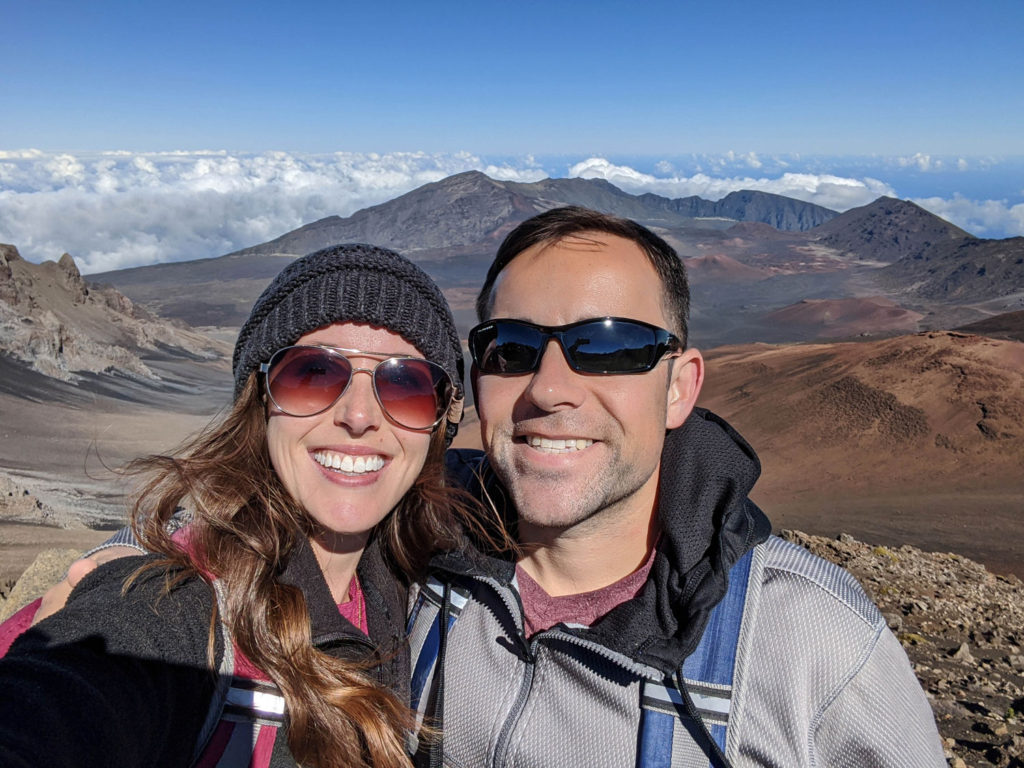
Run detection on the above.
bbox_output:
[407,207,945,767]
[27,207,945,766]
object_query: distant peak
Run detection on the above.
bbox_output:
[442,169,495,183]
[58,252,81,279]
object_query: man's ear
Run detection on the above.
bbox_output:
[470,362,480,413]
[665,348,704,430]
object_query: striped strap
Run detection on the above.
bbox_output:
[409,576,469,711]
[637,549,754,768]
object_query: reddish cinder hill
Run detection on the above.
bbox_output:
[764,296,924,338]
[698,331,1024,575]
[685,252,770,282]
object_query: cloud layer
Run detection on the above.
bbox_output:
[1,150,1021,273]
[568,157,897,214]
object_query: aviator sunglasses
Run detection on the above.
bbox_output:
[260,345,454,431]
[468,317,682,375]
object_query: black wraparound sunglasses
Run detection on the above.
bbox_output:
[468,317,682,375]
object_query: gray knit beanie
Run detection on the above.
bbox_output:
[233,243,464,443]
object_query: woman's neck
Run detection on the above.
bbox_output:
[309,531,370,603]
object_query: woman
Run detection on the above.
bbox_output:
[0,243,474,768]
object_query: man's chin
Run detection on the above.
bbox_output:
[506,479,598,532]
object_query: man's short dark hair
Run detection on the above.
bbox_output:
[475,206,692,348]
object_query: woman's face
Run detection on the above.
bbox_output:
[265,322,435,553]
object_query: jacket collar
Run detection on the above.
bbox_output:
[278,534,411,699]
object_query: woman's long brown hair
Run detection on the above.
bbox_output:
[129,374,486,768]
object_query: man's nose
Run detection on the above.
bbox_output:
[522,340,587,411]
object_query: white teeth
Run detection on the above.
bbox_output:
[313,451,385,474]
[526,436,594,454]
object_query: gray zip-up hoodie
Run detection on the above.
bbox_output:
[411,409,945,767]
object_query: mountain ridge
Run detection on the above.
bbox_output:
[0,244,225,385]
[80,171,1024,341]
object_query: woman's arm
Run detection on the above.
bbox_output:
[0,555,221,768]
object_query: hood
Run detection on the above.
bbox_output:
[441,408,771,674]
[592,407,772,672]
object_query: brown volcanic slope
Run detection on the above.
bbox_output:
[698,331,1024,576]
[882,235,1024,303]
[764,297,924,338]
[956,309,1024,342]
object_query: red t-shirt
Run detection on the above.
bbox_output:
[515,548,656,637]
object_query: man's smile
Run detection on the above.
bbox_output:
[523,435,595,453]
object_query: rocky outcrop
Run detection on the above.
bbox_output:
[0,548,82,622]
[708,189,837,231]
[783,530,1024,768]
[0,244,222,383]
[0,472,73,528]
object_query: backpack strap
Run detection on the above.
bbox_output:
[408,574,470,712]
[637,547,758,768]
[189,580,235,766]
[189,580,286,768]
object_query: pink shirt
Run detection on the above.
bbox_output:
[337,573,368,635]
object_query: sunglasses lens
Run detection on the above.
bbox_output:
[266,347,351,416]
[471,323,543,374]
[373,358,450,429]
[470,319,671,375]
[564,319,661,373]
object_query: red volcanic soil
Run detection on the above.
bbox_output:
[765,296,924,338]
[698,331,1024,576]
[684,253,770,282]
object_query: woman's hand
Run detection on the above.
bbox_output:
[32,547,141,625]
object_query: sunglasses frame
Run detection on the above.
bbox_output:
[259,344,455,431]
[468,316,682,375]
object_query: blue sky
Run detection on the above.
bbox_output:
[5,0,1022,154]
[1,0,1022,271]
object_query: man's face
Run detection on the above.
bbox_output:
[474,233,703,537]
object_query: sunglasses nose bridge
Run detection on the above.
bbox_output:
[544,330,583,373]
[328,364,385,430]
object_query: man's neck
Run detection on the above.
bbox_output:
[516,503,660,597]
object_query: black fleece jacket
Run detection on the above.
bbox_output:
[0,536,409,768]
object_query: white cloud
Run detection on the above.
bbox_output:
[1,151,1020,273]
[567,157,895,212]
[898,153,939,171]
[0,150,542,273]
[913,195,1024,239]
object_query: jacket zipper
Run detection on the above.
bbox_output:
[459,577,668,768]
[491,638,537,767]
